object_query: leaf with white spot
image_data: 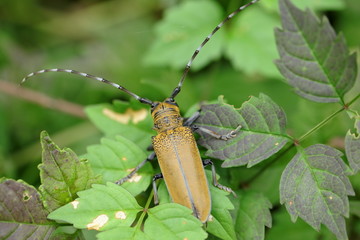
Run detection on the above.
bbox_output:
[85,136,153,196]
[280,144,355,240]
[0,179,56,239]
[144,203,207,240]
[48,183,143,231]
[275,0,357,103]
[39,131,101,212]
[235,192,272,240]
[85,101,153,149]
[345,117,360,174]
[195,95,290,167]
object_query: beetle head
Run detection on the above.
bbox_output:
[151,98,183,132]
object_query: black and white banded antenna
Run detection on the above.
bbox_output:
[21,0,259,104]
[169,0,259,99]
[21,69,154,106]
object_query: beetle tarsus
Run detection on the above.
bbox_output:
[203,159,237,197]
[194,124,242,140]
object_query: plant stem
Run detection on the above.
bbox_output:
[298,94,360,142]
[298,107,344,142]
[347,93,360,107]
[135,190,154,229]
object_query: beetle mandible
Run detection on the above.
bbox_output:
[21,0,260,223]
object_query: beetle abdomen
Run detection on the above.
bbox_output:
[152,126,211,222]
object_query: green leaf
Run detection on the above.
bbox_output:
[144,203,207,240]
[280,144,355,240]
[97,226,150,240]
[266,207,319,240]
[291,0,345,11]
[206,180,236,240]
[345,117,360,174]
[38,131,101,212]
[143,0,224,71]
[225,5,280,78]
[235,192,272,240]
[262,0,345,12]
[0,179,56,239]
[275,0,357,103]
[349,201,360,218]
[196,95,289,167]
[48,183,143,231]
[85,136,153,196]
[85,102,153,149]
[156,170,235,240]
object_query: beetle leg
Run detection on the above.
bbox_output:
[193,125,242,140]
[115,152,156,185]
[183,111,201,126]
[203,159,237,197]
[152,173,163,205]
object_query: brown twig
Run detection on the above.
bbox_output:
[0,80,86,118]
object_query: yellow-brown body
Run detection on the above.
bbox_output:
[151,100,211,223]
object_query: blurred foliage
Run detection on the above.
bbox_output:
[0,0,359,238]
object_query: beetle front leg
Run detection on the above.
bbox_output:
[203,159,237,197]
[115,152,156,185]
[152,173,163,205]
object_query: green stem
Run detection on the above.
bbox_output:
[298,106,344,142]
[346,93,360,107]
[135,190,154,229]
[298,93,360,142]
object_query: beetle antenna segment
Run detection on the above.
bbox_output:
[170,0,260,99]
[21,68,154,106]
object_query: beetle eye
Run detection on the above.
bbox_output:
[151,102,159,112]
[165,98,178,106]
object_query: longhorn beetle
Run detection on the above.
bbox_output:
[21,0,259,223]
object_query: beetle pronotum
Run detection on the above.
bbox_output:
[22,0,260,223]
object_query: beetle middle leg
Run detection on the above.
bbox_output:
[184,111,241,140]
[115,152,156,185]
[203,159,237,197]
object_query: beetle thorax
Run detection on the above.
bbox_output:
[151,102,183,132]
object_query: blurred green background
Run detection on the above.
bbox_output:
[0,0,359,239]
[0,0,359,233]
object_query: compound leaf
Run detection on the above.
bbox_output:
[275,0,357,103]
[39,131,101,212]
[144,203,207,240]
[85,136,153,196]
[280,144,355,240]
[235,192,272,240]
[345,118,360,174]
[143,0,224,70]
[0,179,55,239]
[48,183,142,231]
[196,95,289,167]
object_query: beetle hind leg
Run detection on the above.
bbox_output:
[203,159,237,197]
